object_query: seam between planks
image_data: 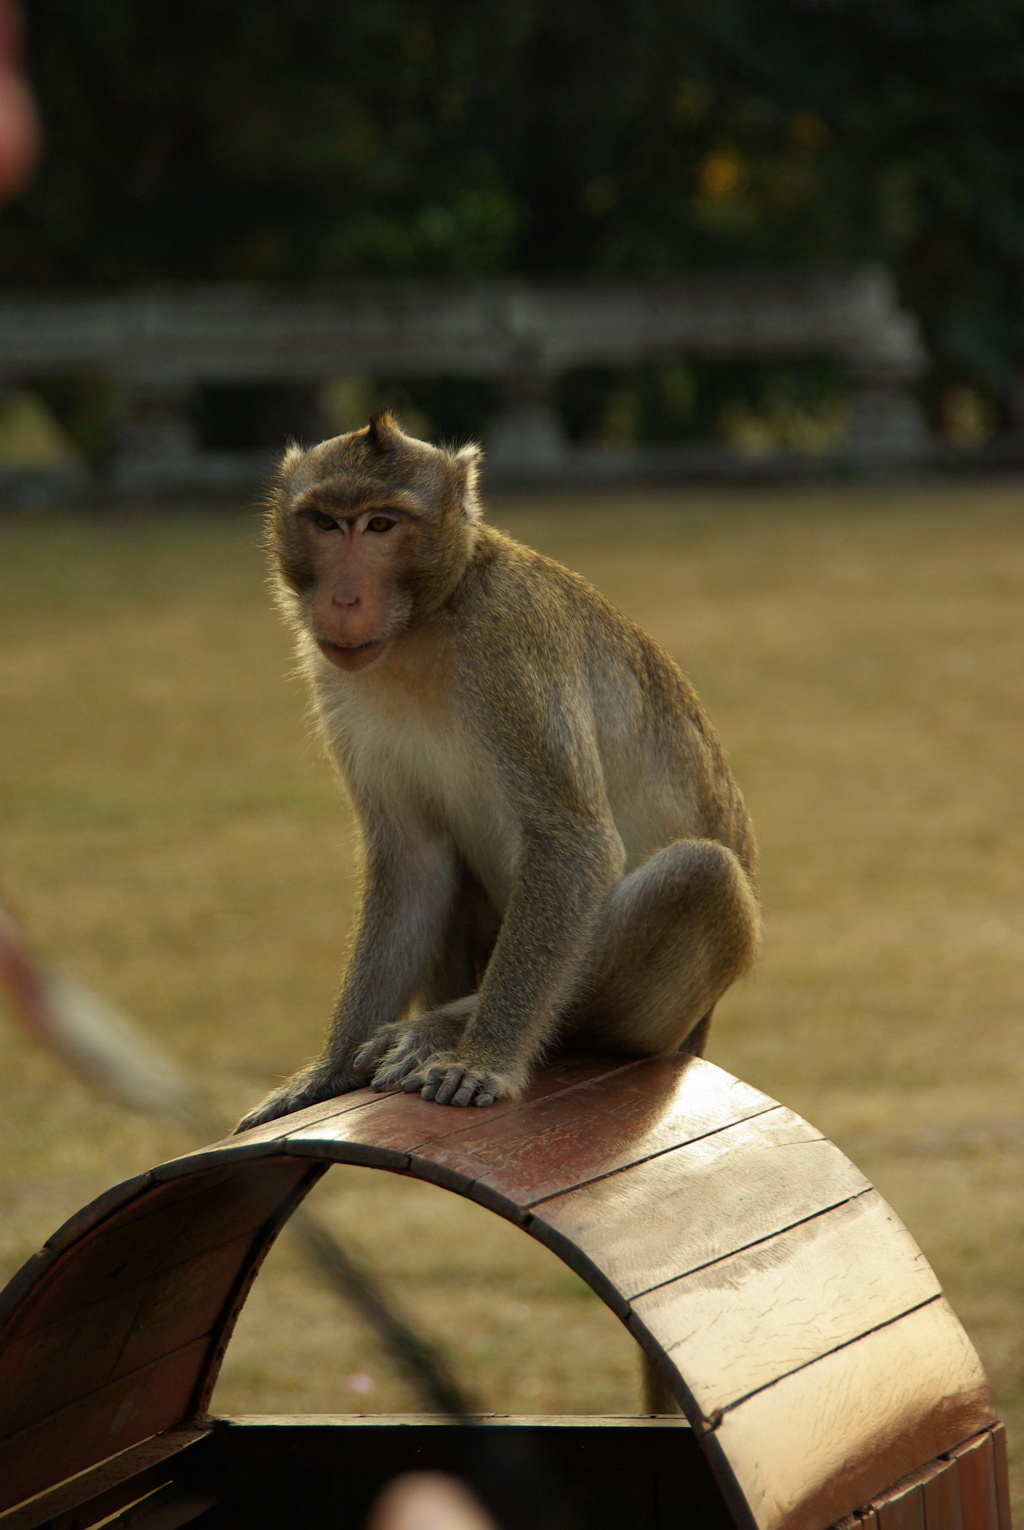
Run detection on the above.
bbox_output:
[624,1184,878,1301]
[522,1101,787,1208]
[701,1293,946,1431]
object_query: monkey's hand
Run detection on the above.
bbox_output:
[364,1018,523,1105]
[414,1055,523,1109]
[234,1059,364,1133]
[354,1007,473,1094]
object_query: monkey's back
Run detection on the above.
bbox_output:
[456,526,757,882]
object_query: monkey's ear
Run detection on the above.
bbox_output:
[454,442,484,523]
[365,410,400,450]
[278,440,305,477]
[271,440,307,499]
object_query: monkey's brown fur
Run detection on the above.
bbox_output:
[237,413,759,1128]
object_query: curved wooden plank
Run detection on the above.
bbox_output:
[705,1300,992,1530]
[0,1056,998,1530]
[627,1190,941,1419]
[0,1160,320,1508]
[284,1058,776,1206]
[0,1339,209,1514]
[528,1109,870,1300]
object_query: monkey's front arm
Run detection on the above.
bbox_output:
[391,815,622,1107]
[372,661,626,1107]
[235,816,456,1131]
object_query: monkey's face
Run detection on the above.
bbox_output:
[267,412,483,668]
[298,502,418,672]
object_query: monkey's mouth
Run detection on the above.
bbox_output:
[317,635,388,670]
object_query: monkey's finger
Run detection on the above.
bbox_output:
[371,1060,414,1091]
[360,1028,427,1080]
[386,1041,423,1072]
[451,1073,498,1108]
[353,1035,392,1074]
[394,1056,446,1094]
[421,1063,462,1104]
[434,1066,490,1107]
[417,1070,443,1101]
[372,1045,428,1092]
[389,1055,425,1085]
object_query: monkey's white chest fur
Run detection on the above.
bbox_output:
[318,670,518,909]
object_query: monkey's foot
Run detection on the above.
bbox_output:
[402,1054,521,1108]
[356,1010,471,1092]
[234,1062,363,1133]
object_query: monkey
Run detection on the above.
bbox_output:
[236,411,760,1132]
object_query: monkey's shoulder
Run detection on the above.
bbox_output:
[460,528,705,714]
[464,525,614,617]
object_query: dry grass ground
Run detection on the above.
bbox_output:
[0,481,1021,1513]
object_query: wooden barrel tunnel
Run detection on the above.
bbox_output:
[0,1055,1011,1530]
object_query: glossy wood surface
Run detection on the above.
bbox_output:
[708,1300,991,1530]
[0,1055,1001,1530]
[628,1189,941,1420]
[534,1110,871,1302]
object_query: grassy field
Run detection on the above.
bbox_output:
[1,481,1022,1512]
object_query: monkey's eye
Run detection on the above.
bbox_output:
[366,515,396,534]
[311,511,340,532]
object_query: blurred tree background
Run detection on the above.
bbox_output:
[3,0,1024,446]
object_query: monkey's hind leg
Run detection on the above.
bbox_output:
[568,838,760,1057]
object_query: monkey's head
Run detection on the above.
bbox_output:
[267,412,482,673]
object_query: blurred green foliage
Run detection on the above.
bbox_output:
[5,1,1024,424]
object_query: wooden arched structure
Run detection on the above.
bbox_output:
[0,1056,1010,1530]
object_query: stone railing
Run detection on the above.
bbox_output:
[0,268,930,496]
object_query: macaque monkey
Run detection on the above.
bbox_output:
[237,413,759,1130]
